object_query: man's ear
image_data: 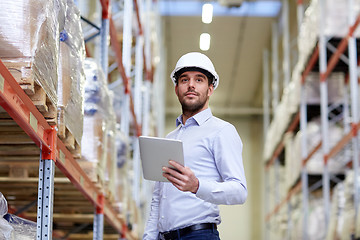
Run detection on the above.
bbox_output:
[175,85,179,97]
[208,84,214,97]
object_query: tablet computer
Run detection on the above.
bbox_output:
[139,136,184,182]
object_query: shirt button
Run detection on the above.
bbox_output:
[161,216,165,219]
[163,196,166,199]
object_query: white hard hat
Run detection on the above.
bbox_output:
[170,52,220,90]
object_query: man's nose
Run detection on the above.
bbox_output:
[188,78,196,88]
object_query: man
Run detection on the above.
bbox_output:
[143,52,247,240]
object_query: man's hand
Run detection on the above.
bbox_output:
[162,160,199,194]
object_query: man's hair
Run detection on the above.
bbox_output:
[174,67,214,86]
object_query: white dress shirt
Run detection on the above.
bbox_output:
[143,108,247,240]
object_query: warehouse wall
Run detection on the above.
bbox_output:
[164,114,264,240]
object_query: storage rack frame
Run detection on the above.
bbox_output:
[0,0,161,238]
[263,0,360,239]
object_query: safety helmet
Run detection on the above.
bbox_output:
[170,52,219,90]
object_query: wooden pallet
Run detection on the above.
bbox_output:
[3,60,57,125]
[57,108,81,158]
[59,126,81,158]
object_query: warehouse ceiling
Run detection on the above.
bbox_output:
[162,0,282,117]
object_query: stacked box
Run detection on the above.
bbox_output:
[0,0,59,117]
[57,0,86,155]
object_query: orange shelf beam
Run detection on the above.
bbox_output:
[302,44,319,83]
[0,60,52,153]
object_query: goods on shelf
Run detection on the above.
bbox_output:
[291,192,326,240]
[298,0,360,66]
[0,192,36,240]
[326,170,359,240]
[0,193,12,239]
[104,118,117,201]
[57,0,86,156]
[285,118,345,189]
[265,1,360,239]
[80,58,116,191]
[264,0,357,163]
[113,128,130,212]
[305,72,345,105]
[284,131,297,190]
[0,0,59,122]
[264,71,345,163]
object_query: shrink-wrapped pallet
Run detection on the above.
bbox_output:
[0,193,37,239]
[338,171,357,240]
[326,182,345,240]
[57,0,85,155]
[284,132,300,190]
[292,118,345,178]
[113,129,130,213]
[305,72,345,105]
[290,192,327,240]
[298,0,360,67]
[0,0,59,117]
[81,59,116,187]
[264,71,345,163]
[104,107,117,201]
[0,193,12,239]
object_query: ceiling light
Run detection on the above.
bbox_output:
[202,3,213,24]
[199,33,211,51]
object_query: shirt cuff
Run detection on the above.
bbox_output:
[196,179,220,200]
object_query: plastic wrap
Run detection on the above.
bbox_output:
[337,171,358,239]
[263,100,292,161]
[0,0,59,107]
[292,118,345,175]
[307,197,326,240]
[305,72,345,105]
[3,214,36,240]
[298,0,360,67]
[81,58,116,185]
[284,132,296,190]
[57,0,86,145]
[0,193,13,240]
[326,182,345,240]
[116,129,129,169]
[264,70,345,162]
[114,128,130,207]
[289,193,326,240]
[105,116,117,200]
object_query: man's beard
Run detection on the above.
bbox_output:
[179,90,208,114]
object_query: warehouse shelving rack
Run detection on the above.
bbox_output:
[0,58,132,239]
[0,0,162,239]
[263,0,360,239]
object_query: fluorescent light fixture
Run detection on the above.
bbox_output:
[200,33,211,51]
[159,1,281,17]
[202,3,213,24]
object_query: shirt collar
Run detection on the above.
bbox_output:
[176,108,213,127]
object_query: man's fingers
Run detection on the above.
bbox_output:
[162,166,183,179]
[168,160,184,170]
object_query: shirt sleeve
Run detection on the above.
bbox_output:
[143,182,160,240]
[195,124,247,205]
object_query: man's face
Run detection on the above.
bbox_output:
[175,71,214,113]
